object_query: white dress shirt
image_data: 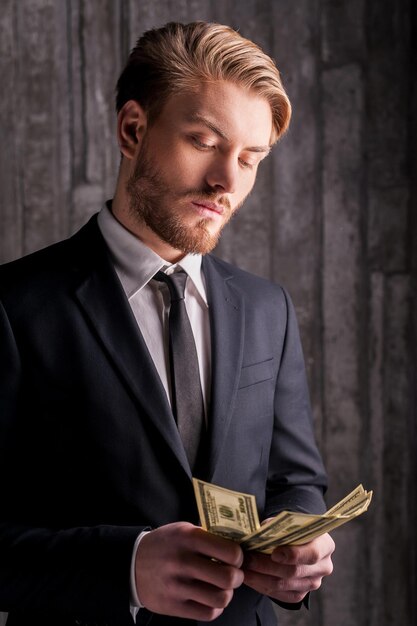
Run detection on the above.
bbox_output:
[97,202,211,615]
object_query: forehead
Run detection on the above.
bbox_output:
[156,81,273,147]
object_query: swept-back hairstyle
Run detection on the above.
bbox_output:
[116,21,291,144]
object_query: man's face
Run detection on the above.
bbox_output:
[126,80,273,258]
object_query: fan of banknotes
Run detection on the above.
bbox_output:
[193,478,372,553]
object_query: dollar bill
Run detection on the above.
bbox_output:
[240,510,321,551]
[193,478,372,552]
[193,478,260,540]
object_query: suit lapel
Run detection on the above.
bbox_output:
[71,218,191,476]
[202,255,245,480]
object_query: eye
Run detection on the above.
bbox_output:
[238,157,255,170]
[191,136,215,150]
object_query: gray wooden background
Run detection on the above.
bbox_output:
[0,1,416,625]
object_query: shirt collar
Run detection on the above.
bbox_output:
[97,202,208,306]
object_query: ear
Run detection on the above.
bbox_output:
[117,100,148,160]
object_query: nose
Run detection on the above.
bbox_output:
[205,155,237,194]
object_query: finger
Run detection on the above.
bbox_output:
[244,551,282,575]
[244,569,309,603]
[157,596,225,622]
[244,568,320,599]
[191,527,244,567]
[176,599,225,622]
[183,553,244,590]
[243,552,310,579]
[178,578,235,610]
[272,534,335,565]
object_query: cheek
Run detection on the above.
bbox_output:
[237,174,256,202]
[165,151,205,187]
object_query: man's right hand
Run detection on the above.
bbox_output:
[135,522,244,621]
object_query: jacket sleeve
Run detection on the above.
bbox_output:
[264,287,328,519]
[260,288,328,615]
[0,300,142,624]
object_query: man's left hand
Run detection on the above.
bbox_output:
[242,533,335,604]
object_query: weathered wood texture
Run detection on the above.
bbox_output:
[0,1,415,625]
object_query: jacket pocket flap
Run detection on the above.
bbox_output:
[238,358,274,389]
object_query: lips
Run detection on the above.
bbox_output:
[191,200,224,215]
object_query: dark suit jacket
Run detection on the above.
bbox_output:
[0,216,327,626]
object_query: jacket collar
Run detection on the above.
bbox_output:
[202,255,245,480]
[70,217,245,481]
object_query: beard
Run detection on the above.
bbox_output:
[126,144,240,256]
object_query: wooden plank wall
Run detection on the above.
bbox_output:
[0,1,415,625]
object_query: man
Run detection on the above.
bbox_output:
[0,21,334,626]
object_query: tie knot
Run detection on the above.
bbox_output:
[154,270,188,302]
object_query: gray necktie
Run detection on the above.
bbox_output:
[154,270,205,471]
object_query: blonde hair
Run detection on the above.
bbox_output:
[116,21,291,144]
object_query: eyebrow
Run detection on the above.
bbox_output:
[187,113,271,154]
